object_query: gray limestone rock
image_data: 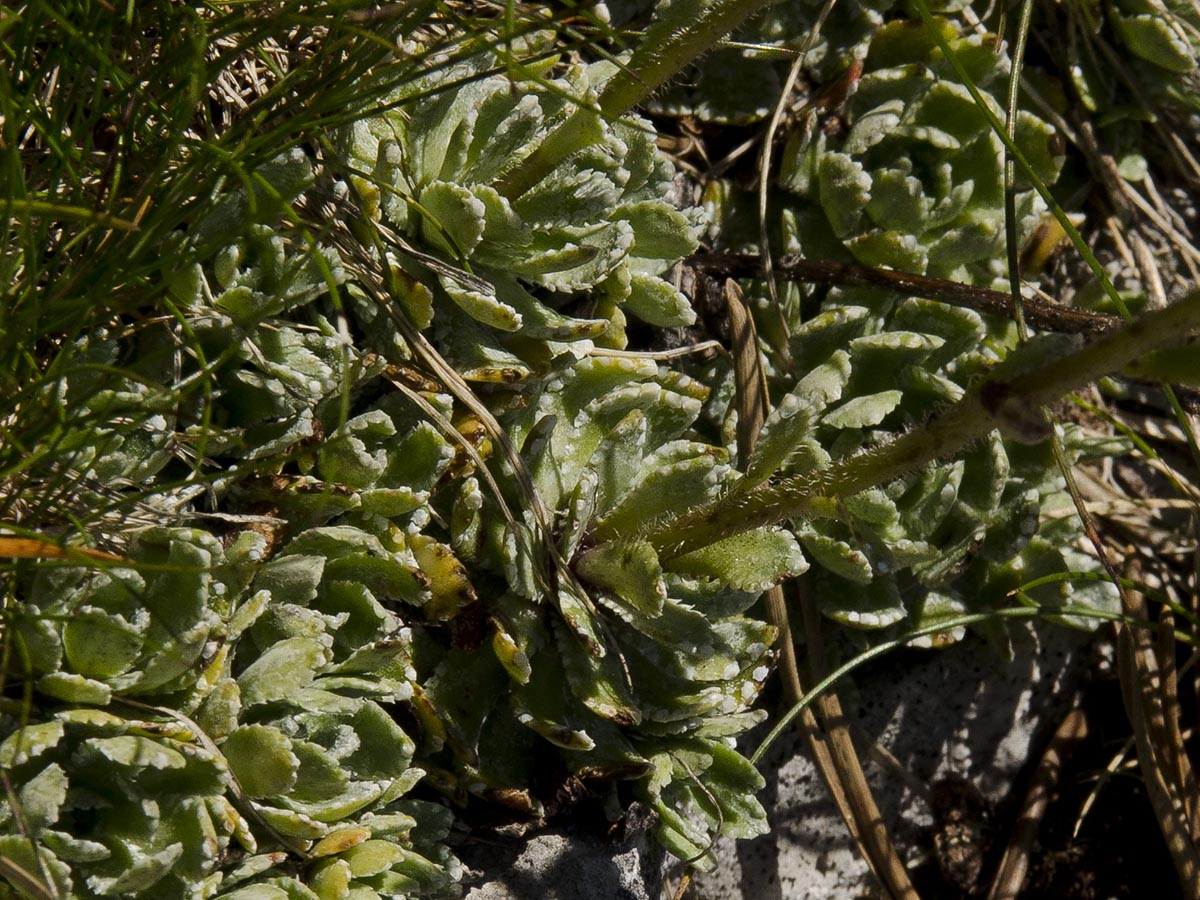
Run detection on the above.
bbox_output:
[690,625,1093,899]
[459,821,669,900]
[460,625,1093,899]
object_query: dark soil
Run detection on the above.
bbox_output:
[1019,677,1185,900]
[910,669,1187,900]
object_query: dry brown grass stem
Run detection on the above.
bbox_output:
[986,707,1089,900]
[1118,560,1200,899]
[723,278,920,900]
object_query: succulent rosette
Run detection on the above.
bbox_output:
[3,525,459,899]
[1,10,1144,899]
[0,708,246,900]
[671,11,1122,650]
[778,20,1065,284]
[412,353,808,866]
[743,310,1122,646]
[336,46,705,379]
[2,37,778,890]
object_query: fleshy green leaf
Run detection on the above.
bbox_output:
[822,390,902,429]
[575,540,667,617]
[61,608,144,679]
[222,726,299,799]
[797,529,875,585]
[239,638,330,707]
[18,763,68,832]
[623,272,696,327]
[82,735,188,770]
[747,350,850,482]
[36,672,112,705]
[668,527,807,592]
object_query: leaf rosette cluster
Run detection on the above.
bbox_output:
[336,47,705,381]
[779,20,1064,283]
[2,145,468,897]
[1,39,779,895]
[678,12,1122,649]
[4,525,460,900]
[730,308,1122,647]
[0,11,1140,899]
[425,353,806,865]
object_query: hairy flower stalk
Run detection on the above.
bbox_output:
[499,0,775,197]
[643,293,1200,562]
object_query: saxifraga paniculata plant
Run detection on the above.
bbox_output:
[336,37,706,377]
[688,10,1125,651]
[2,143,465,898]
[2,6,1167,899]
[0,30,780,898]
